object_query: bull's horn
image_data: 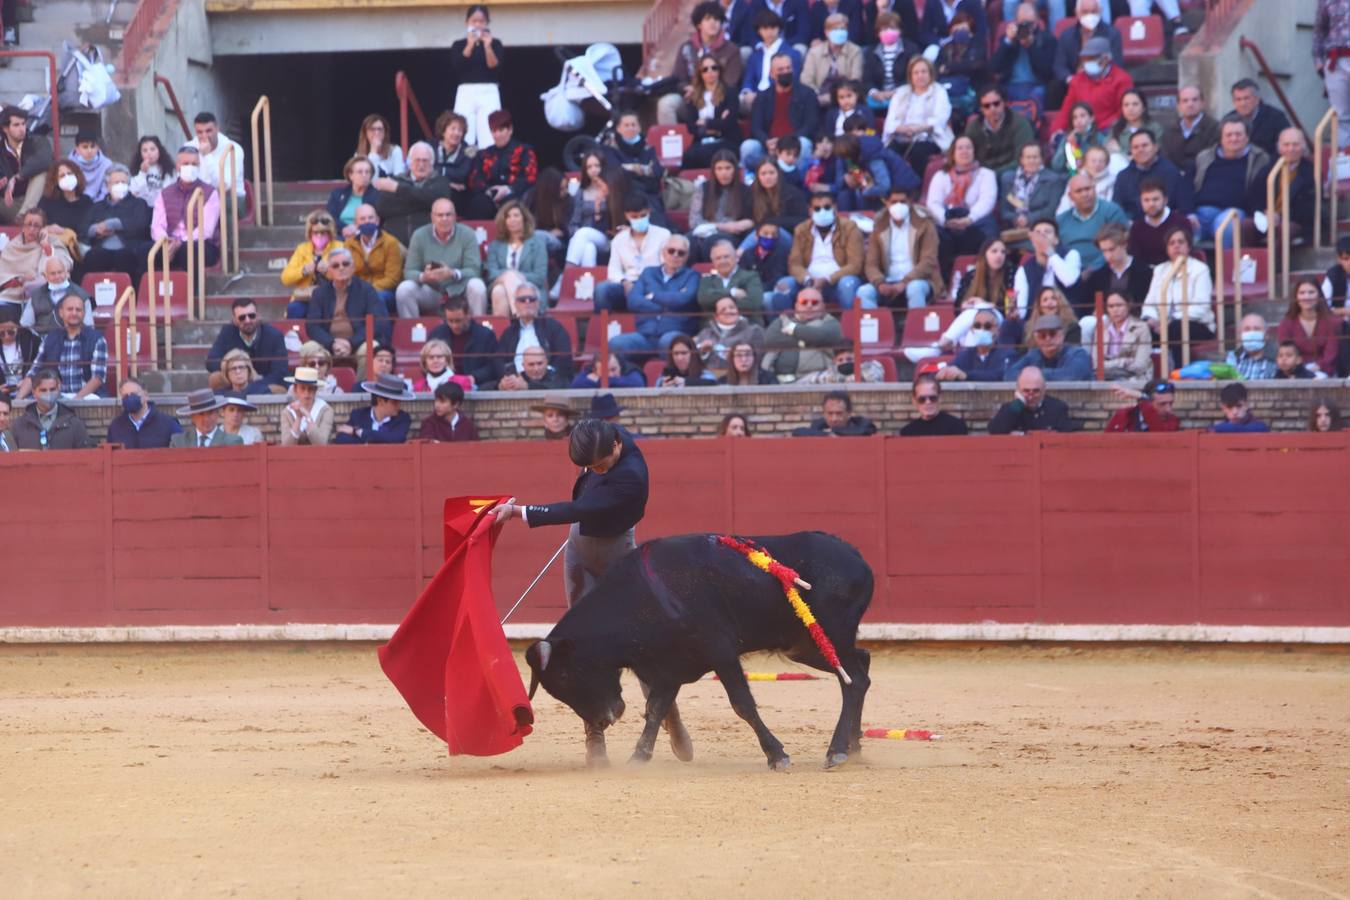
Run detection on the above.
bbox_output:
[537,640,552,672]
[528,668,540,701]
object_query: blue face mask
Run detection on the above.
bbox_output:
[1240,330,1265,353]
[827,28,849,45]
[811,207,835,228]
[357,222,380,238]
[971,327,994,347]
[757,236,776,251]
[777,159,796,173]
[122,393,144,414]
[630,215,650,233]
[621,132,642,145]
[1084,59,1103,78]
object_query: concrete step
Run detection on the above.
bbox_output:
[205,272,286,295]
[137,369,211,393]
[204,294,289,321]
[240,225,308,247]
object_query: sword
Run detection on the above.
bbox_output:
[500,538,568,625]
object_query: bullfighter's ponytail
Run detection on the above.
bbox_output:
[568,419,618,468]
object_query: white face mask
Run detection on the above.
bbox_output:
[58,174,78,192]
[1078,12,1100,30]
[109,182,129,201]
[888,202,910,223]
[179,164,199,183]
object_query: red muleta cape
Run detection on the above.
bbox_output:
[378,496,534,755]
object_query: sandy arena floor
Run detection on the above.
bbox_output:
[0,643,1346,898]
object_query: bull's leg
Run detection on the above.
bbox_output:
[584,722,609,768]
[629,684,679,764]
[714,664,790,771]
[640,680,694,762]
[848,647,872,755]
[788,641,869,769]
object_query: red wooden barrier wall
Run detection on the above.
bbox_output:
[2,434,1347,629]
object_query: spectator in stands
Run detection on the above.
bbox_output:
[934,12,987,124]
[219,393,263,445]
[1007,284,1081,347]
[1112,130,1191,221]
[1308,398,1344,433]
[0,305,39,395]
[1225,312,1277,380]
[801,12,864,110]
[431,111,483,217]
[762,286,843,380]
[334,373,413,444]
[217,348,271,397]
[860,185,941,310]
[1192,116,1270,245]
[613,235,701,360]
[773,134,808,191]
[938,307,1014,381]
[297,342,338,393]
[1228,78,1290,157]
[721,338,777,384]
[341,204,402,315]
[1105,379,1180,432]
[965,85,1036,176]
[742,220,796,312]
[881,57,952,178]
[1050,103,1107,174]
[420,381,479,442]
[602,111,667,224]
[205,298,287,393]
[992,5,1055,112]
[308,245,389,366]
[988,366,1076,433]
[789,189,864,307]
[282,210,345,317]
[1278,276,1339,376]
[690,150,755,257]
[749,157,809,243]
[17,293,106,400]
[1106,90,1162,158]
[1084,222,1151,322]
[486,200,548,317]
[659,2,744,127]
[900,375,968,435]
[327,157,381,237]
[571,352,646,389]
[1000,143,1064,233]
[699,239,765,315]
[67,132,112,202]
[918,0,985,49]
[526,167,572,271]
[1142,226,1214,367]
[1,209,70,307]
[1057,173,1129,271]
[151,144,220,270]
[952,235,1017,312]
[1056,146,1117,217]
[695,293,765,373]
[38,159,92,233]
[279,366,333,445]
[677,55,744,169]
[656,334,719,387]
[128,135,173,209]
[809,0,867,44]
[1211,382,1270,433]
[595,194,671,313]
[365,342,412,387]
[1053,37,1134,139]
[471,110,538,214]
[167,390,241,448]
[1008,313,1092,381]
[0,394,10,451]
[798,344,884,383]
[396,198,486,318]
[1316,0,1350,149]
[820,80,866,140]
[744,52,820,169]
[740,12,804,116]
[1089,290,1152,380]
[23,256,92,336]
[356,114,406,179]
[1273,340,1317,380]
[427,294,499,388]
[564,151,619,269]
[449,5,504,150]
[1249,128,1316,246]
[11,368,89,449]
[0,105,52,224]
[925,136,996,275]
[830,130,919,212]
[792,389,876,436]
[531,397,576,440]
[862,12,921,115]
[1322,235,1350,307]
[494,282,573,383]
[80,164,151,285]
[193,112,246,200]
[494,344,568,392]
[374,142,452,243]
[1013,218,1082,320]
[1128,178,1191,267]
[718,412,751,436]
[413,339,473,393]
[105,376,181,448]
[1051,0,1122,100]
[1162,85,1220,176]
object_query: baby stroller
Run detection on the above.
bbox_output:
[542,42,647,170]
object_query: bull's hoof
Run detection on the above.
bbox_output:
[824,751,850,770]
[767,755,792,772]
[667,720,694,763]
[627,748,653,765]
[585,751,610,769]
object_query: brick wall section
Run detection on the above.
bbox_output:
[66,382,1350,444]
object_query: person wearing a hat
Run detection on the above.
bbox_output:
[1106,379,1180,432]
[280,366,334,446]
[586,393,624,423]
[1008,313,1093,381]
[530,397,576,441]
[334,372,413,444]
[220,391,264,445]
[169,389,243,448]
[67,131,113,202]
[1050,34,1133,139]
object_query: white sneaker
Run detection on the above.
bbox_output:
[3,27,16,44]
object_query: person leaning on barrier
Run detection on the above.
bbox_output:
[987,365,1078,434]
[11,368,89,450]
[105,376,181,449]
[792,389,877,437]
[1105,378,1180,432]
[420,380,480,442]
[168,389,243,448]
[334,373,413,444]
[427,294,499,389]
[1211,381,1270,433]
[900,375,969,436]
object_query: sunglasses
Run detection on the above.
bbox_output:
[812,205,834,212]
[798,299,823,308]
[665,248,689,257]
[701,65,721,72]
[971,321,996,331]
[981,100,1003,108]
[915,394,939,404]
[329,261,352,269]
[517,295,540,303]
[236,312,258,321]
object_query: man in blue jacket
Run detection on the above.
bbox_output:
[742,53,819,169]
[610,235,700,361]
[306,247,391,359]
[206,297,289,392]
[105,376,181,448]
[334,372,413,444]
[1112,130,1194,220]
[1007,314,1093,381]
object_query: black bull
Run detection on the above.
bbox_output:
[525,531,873,770]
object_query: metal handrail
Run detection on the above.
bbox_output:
[183,188,206,356]
[395,71,433,156]
[112,285,139,381]
[145,238,169,368]
[0,51,60,155]
[153,74,191,141]
[1213,210,1241,356]
[1263,156,1291,302]
[250,96,274,227]
[118,0,173,86]
[218,142,239,277]
[1238,37,1310,147]
[642,0,684,76]
[1313,108,1340,250]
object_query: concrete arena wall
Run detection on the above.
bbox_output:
[2,434,1347,634]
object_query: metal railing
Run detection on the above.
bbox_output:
[144,238,170,368]
[394,71,433,156]
[641,0,684,75]
[183,187,207,345]
[1263,157,1291,302]
[218,142,239,275]
[1156,256,1192,368]
[0,51,60,155]
[153,73,191,141]
[118,0,174,84]
[1238,37,1310,146]
[1213,210,1241,356]
[1313,108,1340,251]
[112,285,140,381]
[250,95,274,227]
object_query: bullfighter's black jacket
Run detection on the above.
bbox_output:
[525,426,648,538]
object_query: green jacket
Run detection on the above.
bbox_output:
[697,268,765,315]
[965,112,1036,174]
[403,222,483,298]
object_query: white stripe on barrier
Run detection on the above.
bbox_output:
[0,623,1346,644]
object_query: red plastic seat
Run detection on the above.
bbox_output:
[276,319,308,366]
[483,315,510,338]
[138,271,190,322]
[463,220,496,258]
[692,261,714,275]
[678,168,710,184]
[666,208,690,234]
[556,264,607,315]
[104,322,154,380]
[948,254,978,296]
[1008,97,1041,127]
[392,317,442,363]
[648,124,692,168]
[1118,15,1163,64]
[900,307,955,348]
[873,355,900,382]
[81,272,133,323]
[919,155,946,201]
[1219,245,1270,302]
[577,312,637,366]
[840,307,897,354]
[332,367,357,392]
[549,313,580,355]
[1053,16,1077,37]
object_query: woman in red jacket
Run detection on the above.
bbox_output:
[1277,276,1340,376]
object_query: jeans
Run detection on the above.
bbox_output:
[594,280,629,312]
[1129,0,1181,20]
[854,279,933,310]
[1195,205,1244,247]
[609,329,685,361]
[567,227,609,267]
[768,276,799,312]
[376,289,396,317]
[1005,82,1047,115]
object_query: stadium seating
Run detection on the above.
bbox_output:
[392,317,441,362]
[648,124,692,168]
[555,264,607,315]
[81,272,133,324]
[901,306,955,349]
[1118,15,1164,64]
[138,271,190,322]
[841,307,897,357]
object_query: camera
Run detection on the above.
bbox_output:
[1016,21,1033,37]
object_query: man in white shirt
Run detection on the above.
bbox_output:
[595,195,672,313]
[1013,217,1081,314]
[859,186,943,310]
[193,111,247,200]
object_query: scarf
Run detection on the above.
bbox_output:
[0,239,72,303]
[945,160,980,208]
[69,150,113,202]
[690,30,726,54]
[1012,166,1041,205]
